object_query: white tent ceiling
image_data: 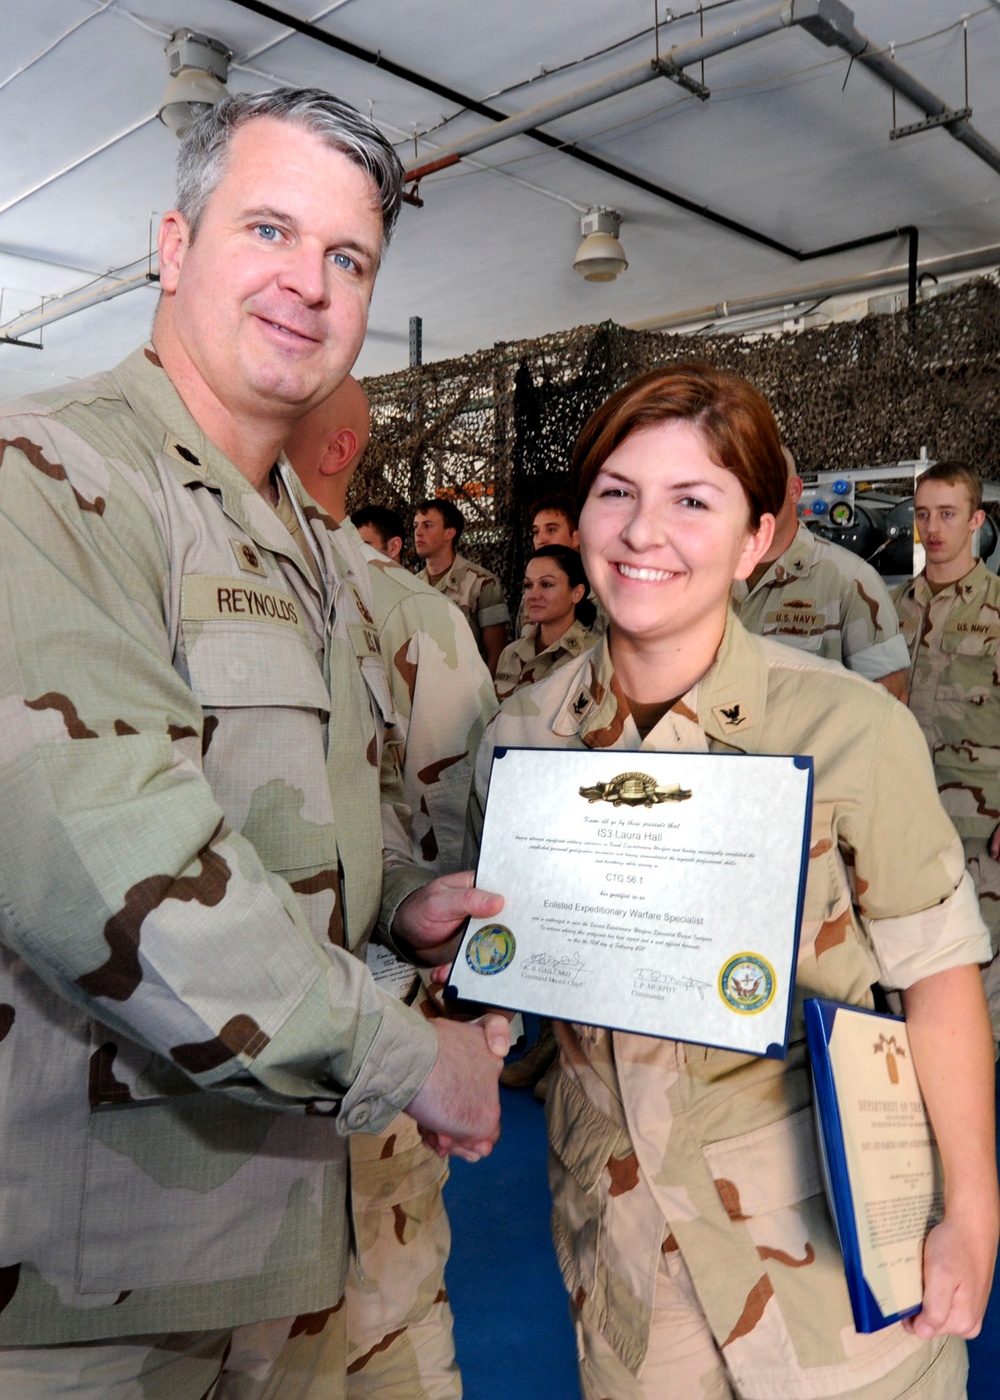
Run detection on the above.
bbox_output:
[2,0,1000,401]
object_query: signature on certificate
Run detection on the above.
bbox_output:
[522,950,585,984]
[634,968,711,999]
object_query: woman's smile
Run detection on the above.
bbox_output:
[580,419,769,656]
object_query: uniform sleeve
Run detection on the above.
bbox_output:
[0,420,436,1131]
[376,740,434,946]
[474,573,511,631]
[374,583,499,965]
[381,591,497,875]
[838,560,911,680]
[839,695,991,988]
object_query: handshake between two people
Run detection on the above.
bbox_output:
[393,871,512,1163]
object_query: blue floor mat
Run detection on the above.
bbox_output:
[444,1085,576,1398]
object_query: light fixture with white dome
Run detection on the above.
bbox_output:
[158,30,232,138]
[573,207,628,283]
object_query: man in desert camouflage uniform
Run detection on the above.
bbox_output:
[286,375,498,1399]
[471,617,990,1400]
[893,461,1000,1036]
[0,89,508,1399]
[733,448,909,698]
[413,498,510,676]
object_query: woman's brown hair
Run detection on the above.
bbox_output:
[572,362,787,528]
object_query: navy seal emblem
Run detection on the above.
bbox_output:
[718,953,776,1014]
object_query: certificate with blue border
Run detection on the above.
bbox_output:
[446,747,812,1058]
[805,998,940,1333]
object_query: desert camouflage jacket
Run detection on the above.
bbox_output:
[355,534,498,874]
[732,522,909,681]
[417,552,510,655]
[493,618,598,702]
[472,617,987,1395]
[0,346,437,1345]
[893,561,1000,838]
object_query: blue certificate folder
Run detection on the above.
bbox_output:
[805,998,941,1333]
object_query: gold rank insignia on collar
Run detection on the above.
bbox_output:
[231,538,268,576]
[712,699,753,733]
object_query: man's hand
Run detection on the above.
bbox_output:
[404,1014,510,1162]
[392,870,503,965]
[990,822,1000,862]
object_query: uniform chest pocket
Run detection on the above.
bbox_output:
[179,574,327,710]
[941,624,1000,660]
[182,619,329,711]
[934,643,1000,756]
[765,606,824,650]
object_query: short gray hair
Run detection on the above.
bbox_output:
[175,87,404,252]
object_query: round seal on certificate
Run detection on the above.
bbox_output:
[465,924,516,976]
[718,952,776,1014]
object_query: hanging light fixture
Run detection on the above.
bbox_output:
[574,207,628,282]
[158,31,232,138]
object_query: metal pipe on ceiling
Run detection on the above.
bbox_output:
[228,0,552,125]
[798,0,1000,177]
[804,225,917,309]
[403,1,799,179]
[226,0,801,250]
[626,242,1000,332]
[403,0,1000,185]
[0,269,159,346]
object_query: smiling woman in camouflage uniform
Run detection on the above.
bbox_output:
[494,544,598,703]
[469,364,997,1400]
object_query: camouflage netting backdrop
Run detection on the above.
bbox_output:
[352,275,1000,613]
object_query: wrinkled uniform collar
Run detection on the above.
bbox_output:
[903,558,989,606]
[552,611,768,754]
[741,521,814,600]
[109,343,351,595]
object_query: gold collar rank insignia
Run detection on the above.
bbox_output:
[231,538,268,577]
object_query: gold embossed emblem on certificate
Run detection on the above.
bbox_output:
[578,772,692,807]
